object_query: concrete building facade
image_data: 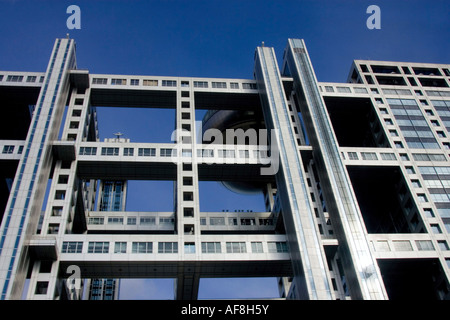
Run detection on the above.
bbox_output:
[0,37,449,300]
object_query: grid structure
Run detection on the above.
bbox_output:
[0,38,448,300]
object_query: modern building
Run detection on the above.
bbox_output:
[0,37,449,300]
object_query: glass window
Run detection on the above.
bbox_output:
[111,78,126,85]
[160,148,175,157]
[54,190,66,200]
[159,218,174,225]
[114,242,127,253]
[389,130,399,137]
[423,208,435,218]
[268,242,288,253]
[394,141,404,148]
[88,242,109,253]
[242,83,257,89]
[123,148,134,156]
[240,218,256,225]
[354,87,368,94]
[392,240,413,251]
[438,241,449,251]
[62,241,83,253]
[212,82,227,89]
[201,242,221,253]
[405,166,415,174]
[101,147,119,156]
[184,242,196,254]
[108,217,123,225]
[381,153,396,160]
[132,242,153,253]
[140,217,156,225]
[130,79,139,86]
[79,147,97,155]
[251,242,264,253]
[143,79,158,86]
[194,81,208,88]
[399,153,409,161]
[138,148,156,156]
[416,240,434,251]
[361,152,378,160]
[182,149,192,157]
[26,75,37,82]
[35,282,48,295]
[52,206,63,216]
[6,75,23,82]
[347,152,359,160]
[417,194,428,202]
[92,78,108,85]
[210,217,225,225]
[88,217,104,225]
[226,242,247,253]
[158,242,178,253]
[411,180,421,188]
[218,149,235,158]
[2,145,14,154]
[162,80,176,87]
[430,224,442,234]
[337,86,351,93]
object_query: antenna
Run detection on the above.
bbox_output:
[114,132,124,140]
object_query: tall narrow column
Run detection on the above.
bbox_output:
[254,45,333,300]
[0,38,75,300]
[174,82,201,299]
[283,38,387,300]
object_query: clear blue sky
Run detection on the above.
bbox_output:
[1,0,449,299]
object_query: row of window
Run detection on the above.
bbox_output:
[88,216,174,225]
[363,72,449,88]
[61,241,289,254]
[80,147,176,157]
[321,84,450,98]
[2,145,24,154]
[345,151,397,161]
[0,74,45,83]
[360,64,450,76]
[80,146,271,160]
[384,98,442,150]
[323,85,450,100]
[415,166,450,223]
[373,239,449,252]
[201,217,274,226]
[88,216,274,227]
[92,77,257,90]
